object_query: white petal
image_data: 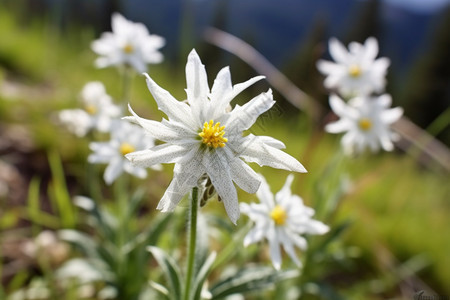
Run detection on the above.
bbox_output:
[226,89,275,133]
[379,133,395,152]
[126,104,194,142]
[104,157,124,185]
[157,174,196,212]
[341,131,357,155]
[267,226,282,270]
[363,37,379,61]
[329,38,349,64]
[377,94,392,108]
[304,220,329,235]
[323,74,342,89]
[185,49,209,121]
[125,163,147,179]
[229,156,261,194]
[373,57,390,74]
[210,66,232,102]
[316,60,340,75]
[381,107,403,124]
[287,231,308,250]
[254,135,286,149]
[111,13,129,36]
[239,136,307,173]
[157,150,205,211]
[279,229,301,267]
[275,174,294,204]
[243,225,267,246]
[128,55,147,73]
[126,144,189,167]
[240,202,270,222]
[329,94,348,117]
[143,73,197,128]
[256,174,275,208]
[211,75,266,121]
[325,119,351,134]
[206,152,240,224]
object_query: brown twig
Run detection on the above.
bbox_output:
[203,27,324,121]
[203,27,450,172]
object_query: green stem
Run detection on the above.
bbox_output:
[184,187,199,300]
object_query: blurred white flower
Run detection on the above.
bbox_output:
[58,82,121,136]
[125,49,306,224]
[240,174,329,270]
[88,120,160,184]
[325,94,403,155]
[91,13,165,73]
[317,37,389,97]
[23,230,70,266]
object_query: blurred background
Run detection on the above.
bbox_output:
[0,0,449,299]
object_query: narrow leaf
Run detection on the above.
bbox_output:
[147,246,183,300]
[210,266,299,299]
[192,251,217,300]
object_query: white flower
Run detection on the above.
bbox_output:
[88,120,160,184]
[240,174,329,270]
[125,49,306,224]
[325,94,403,155]
[91,13,165,73]
[317,37,389,97]
[58,82,121,136]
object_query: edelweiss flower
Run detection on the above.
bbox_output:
[240,174,329,270]
[317,37,389,97]
[58,82,121,136]
[88,120,160,184]
[91,13,165,73]
[325,94,403,155]
[125,49,306,224]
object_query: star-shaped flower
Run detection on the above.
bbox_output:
[88,120,161,184]
[240,174,329,270]
[325,94,403,155]
[125,49,306,224]
[58,82,121,136]
[91,13,165,73]
[317,37,389,97]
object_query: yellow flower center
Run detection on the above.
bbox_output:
[199,120,228,148]
[85,104,97,115]
[270,205,287,226]
[123,44,134,54]
[348,64,362,78]
[358,118,373,131]
[120,142,135,156]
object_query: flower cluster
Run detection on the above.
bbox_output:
[56,12,330,281]
[317,37,403,155]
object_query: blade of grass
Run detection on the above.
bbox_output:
[48,150,76,228]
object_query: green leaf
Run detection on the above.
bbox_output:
[191,251,217,300]
[212,221,252,270]
[58,229,100,259]
[148,281,170,299]
[123,212,173,255]
[313,220,352,254]
[26,177,59,228]
[210,266,299,299]
[47,150,76,228]
[147,246,183,300]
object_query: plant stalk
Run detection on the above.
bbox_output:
[184,187,199,300]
